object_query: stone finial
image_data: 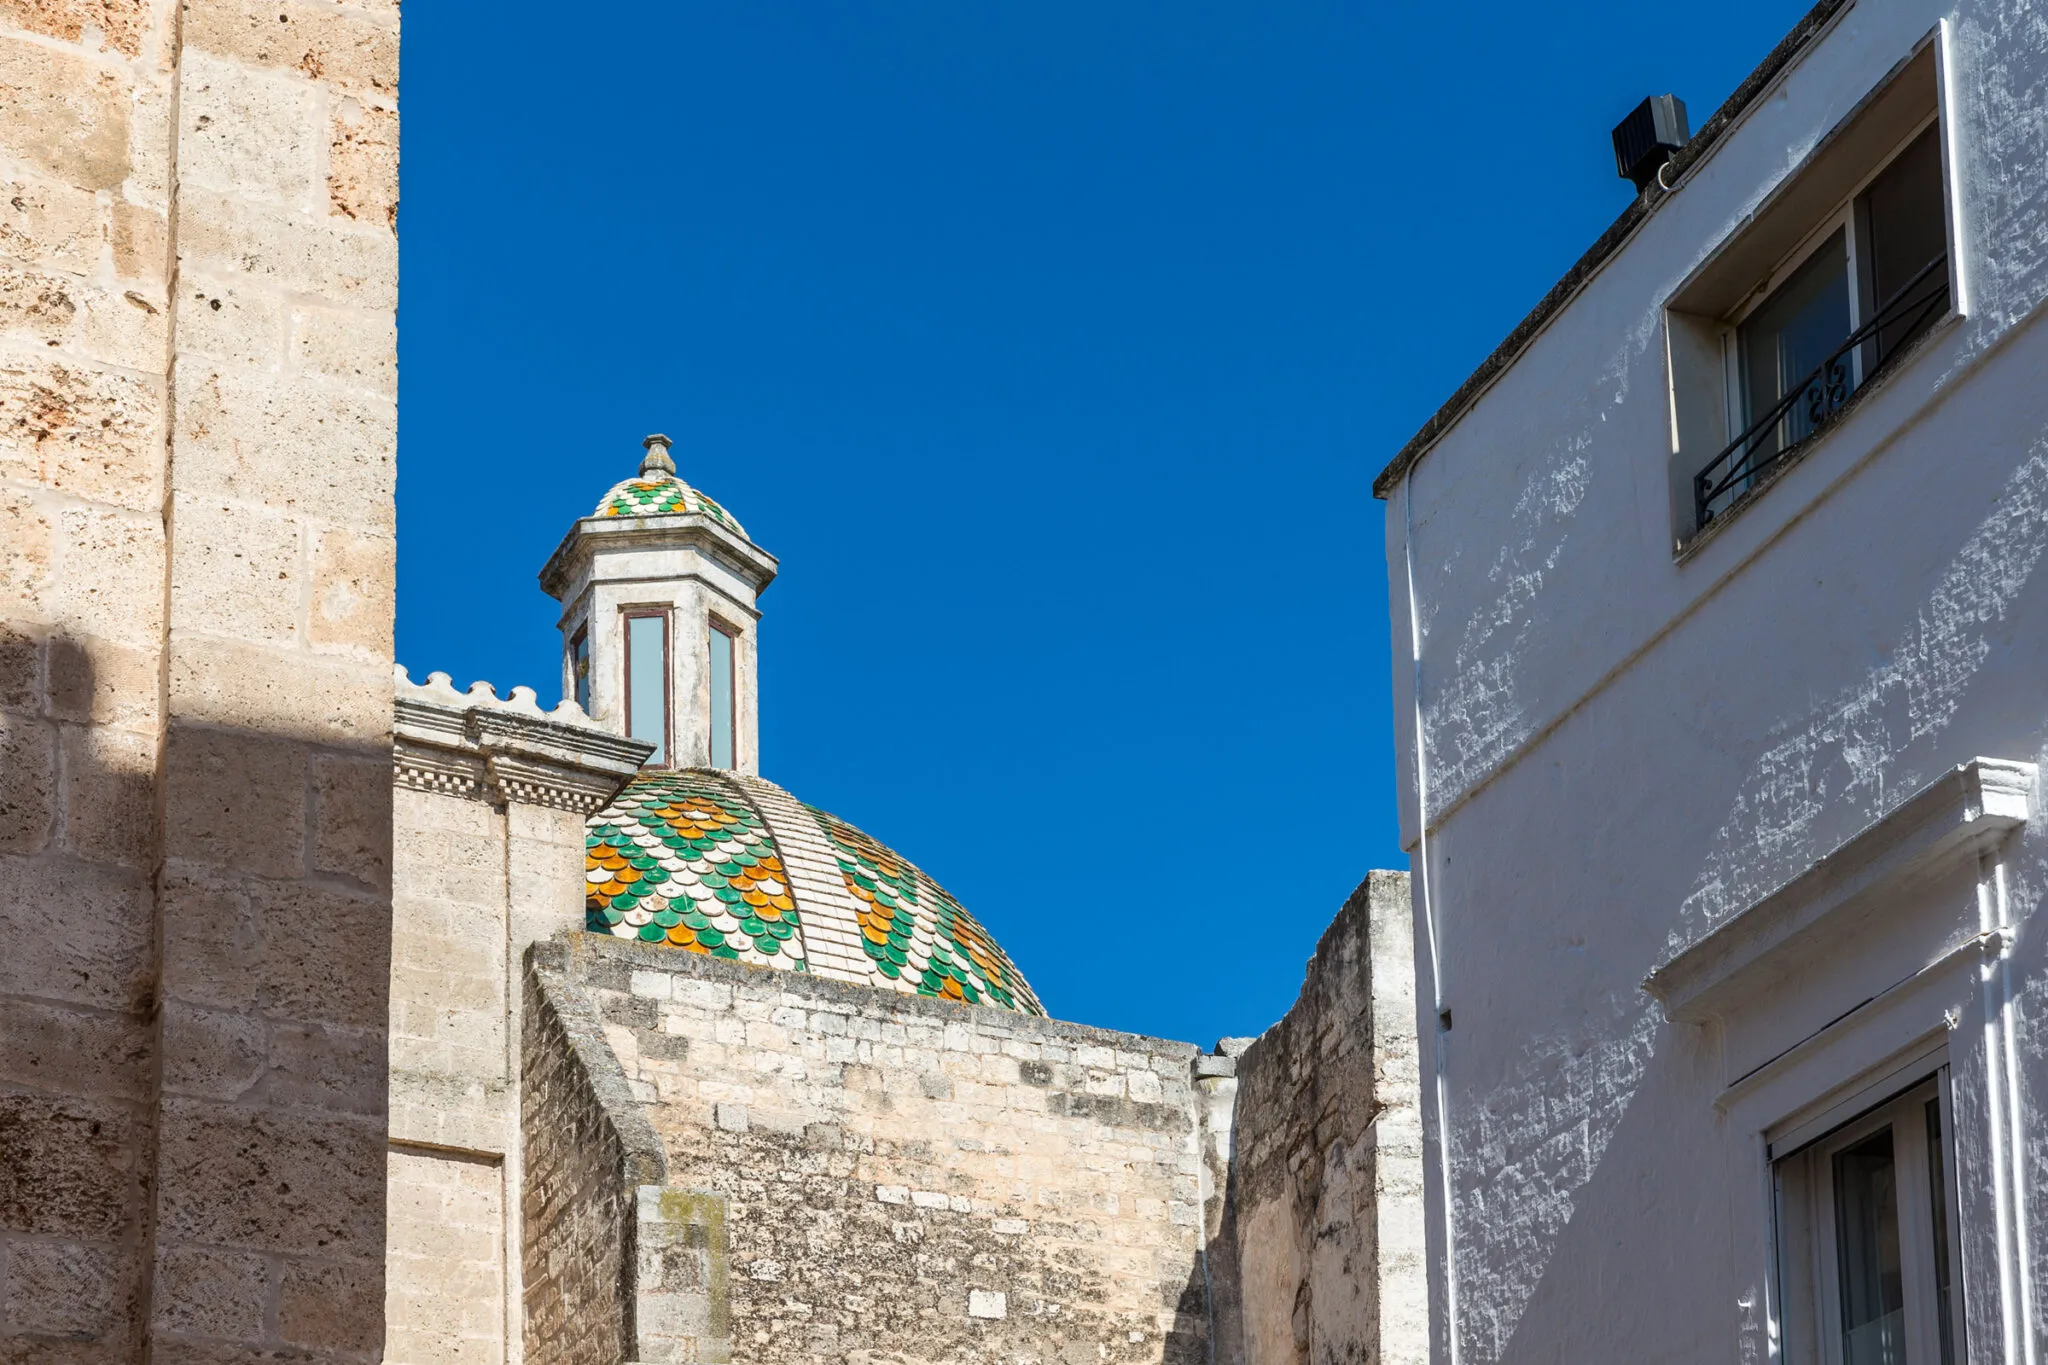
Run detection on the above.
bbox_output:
[640,433,676,479]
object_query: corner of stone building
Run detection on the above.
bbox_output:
[1,0,399,1354]
[632,1186,733,1365]
[1194,1039,1251,1365]
[524,935,748,1365]
[1210,868,1426,1365]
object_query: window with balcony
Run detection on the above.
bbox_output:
[1702,126,1948,523]
[1665,34,1957,542]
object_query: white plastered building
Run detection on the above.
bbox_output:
[1376,1,2048,1362]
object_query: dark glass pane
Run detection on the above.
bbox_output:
[572,633,591,714]
[1926,1100,1956,1365]
[1863,126,1948,365]
[1740,228,1852,467]
[1834,1128,1907,1365]
[708,625,734,770]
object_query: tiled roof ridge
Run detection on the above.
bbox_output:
[725,774,887,988]
[800,799,1046,1016]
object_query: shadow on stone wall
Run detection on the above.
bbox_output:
[0,626,393,1361]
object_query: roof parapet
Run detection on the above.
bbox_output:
[394,664,652,812]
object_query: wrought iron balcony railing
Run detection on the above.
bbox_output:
[1694,255,1949,529]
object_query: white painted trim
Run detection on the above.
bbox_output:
[1404,477,1460,1365]
[1707,837,2037,1365]
[1934,18,1972,320]
[1644,758,2033,1023]
[1977,854,2037,1365]
[1774,1076,1955,1365]
[1760,1032,1949,1157]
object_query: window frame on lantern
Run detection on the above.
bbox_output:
[622,606,671,767]
[707,615,739,771]
[568,624,591,715]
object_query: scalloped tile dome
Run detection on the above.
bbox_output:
[585,770,1044,1015]
[593,472,746,537]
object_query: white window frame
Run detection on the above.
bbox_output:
[1773,1072,1964,1365]
[1643,759,2038,1365]
[1715,112,1942,448]
[1663,22,1968,551]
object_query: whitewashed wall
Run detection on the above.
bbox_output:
[1380,0,2048,1360]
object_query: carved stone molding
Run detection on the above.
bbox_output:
[1645,757,2035,1025]
[393,666,651,811]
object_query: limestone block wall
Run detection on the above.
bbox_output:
[521,948,672,1365]
[1220,871,1425,1365]
[533,933,1222,1365]
[631,1187,731,1365]
[385,675,648,1365]
[0,0,397,1356]
[387,780,514,1365]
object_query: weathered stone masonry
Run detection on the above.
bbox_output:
[531,932,1223,1365]
[1217,871,1427,1365]
[0,1,1432,1362]
[1,0,398,1358]
[522,943,676,1365]
[385,671,1430,1365]
[386,670,649,1365]
[497,872,1425,1365]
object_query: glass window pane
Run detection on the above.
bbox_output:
[1925,1100,1956,1365]
[1834,1128,1907,1365]
[628,614,667,765]
[708,624,734,771]
[572,631,591,714]
[1862,125,1947,365]
[1740,228,1852,462]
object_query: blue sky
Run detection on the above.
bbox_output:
[400,0,1809,1044]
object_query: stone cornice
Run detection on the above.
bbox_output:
[1645,757,2034,1024]
[537,514,780,604]
[393,666,652,813]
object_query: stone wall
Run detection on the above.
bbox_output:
[386,1144,507,1365]
[522,949,672,1365]
[1220,871,1425,1365]
[537,932,1221,1365]
[384,674,648,1364]
[631,1186,731,1365]
[0,0,398,1356]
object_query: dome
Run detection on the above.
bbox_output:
[593,473,747,538]
[586,770,1044,1015]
